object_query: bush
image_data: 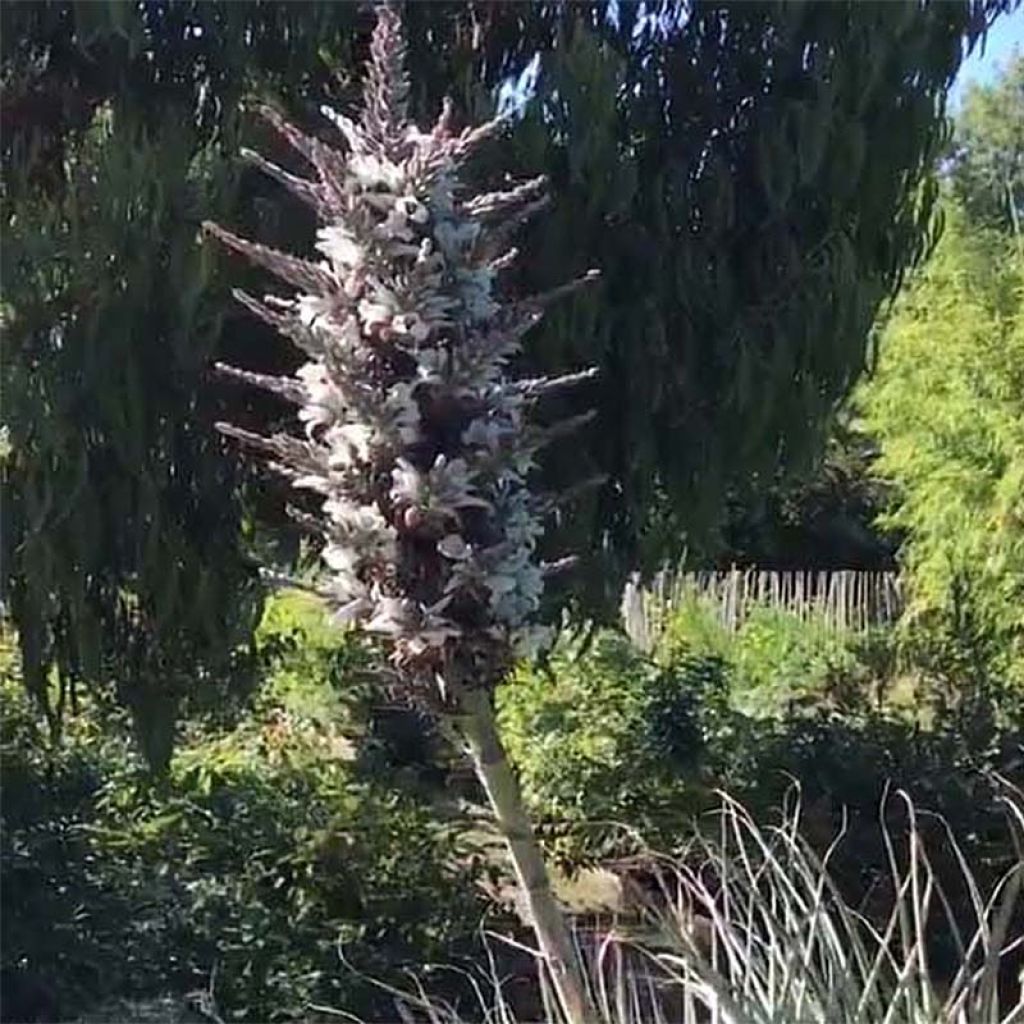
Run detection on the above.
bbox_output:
[1,638,148,1023]
[497,630,733,865]
[656,593,865,717]
[498,608,1023,958]
[0,595,487,1023]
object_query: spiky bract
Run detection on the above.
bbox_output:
[205,5,596,698]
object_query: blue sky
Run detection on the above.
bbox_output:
[950,3,1023,106]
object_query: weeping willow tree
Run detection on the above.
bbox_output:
[0,1,392,765]
[1,0,1014,760]
[507,0,1021,607]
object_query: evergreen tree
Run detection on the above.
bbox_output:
[859,204,1024,691]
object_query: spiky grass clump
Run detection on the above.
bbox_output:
[623,787,1024,1024]
[371,787,1024,1024]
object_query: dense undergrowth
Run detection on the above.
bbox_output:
[502,596,1021,858]
[500,596,1024,1001]
[0,598,490,1023]
[3,587,1022,1022]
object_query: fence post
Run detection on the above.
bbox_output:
[620,567,904,647]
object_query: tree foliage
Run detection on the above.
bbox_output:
[713,421,896,571]
[506,0,1014,599]
[1,2,394,763]
[858,204,1024,688]
[950,49,1024,231]
[1,0,1014,757]
[1,66,259,768]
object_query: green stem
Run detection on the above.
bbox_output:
[457,686,591,1024]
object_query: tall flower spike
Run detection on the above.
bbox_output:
[205,12,599,1017]
[208,37,598,678]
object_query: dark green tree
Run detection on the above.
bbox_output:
[0,2,374,764]
[2,1,1015,762]
[714,421,897,572]
[508,1,1016,605]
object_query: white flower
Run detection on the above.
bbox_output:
[297,362,348,434]
[296,360,328,391]
[316,224,364,270]
[510,624,556,659]
[390,458,424,506]
[378,197,428,239]
[358,297,394,333]
[429,455,491,512]
[415,239,445,279]
[402,610,462,657]
[297,293,336,329]
[444,555,485,596]
[507,512,543,551]
[391,455,491,524]
[325,423,374,466]
[413,348,447,383]
[392,312,431,343]
[323,543,361,574]
[366,596,416,636]
[332,597,373,624]
[481,540,544,626]
[349,153,405,191]
[383,381,421,444]
[378,205,414,242]
[324,500,395,553]
[490,562,544,625]
[462,417,505,453]
[322,562,370,616]
[320,503,397,582]
[326,568,366,607]
[397,194,429,224]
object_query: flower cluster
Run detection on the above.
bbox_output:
[205,5,596,691]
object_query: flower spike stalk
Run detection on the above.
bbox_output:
[203,6,597,1021]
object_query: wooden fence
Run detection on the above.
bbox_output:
[621,566,903,652]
